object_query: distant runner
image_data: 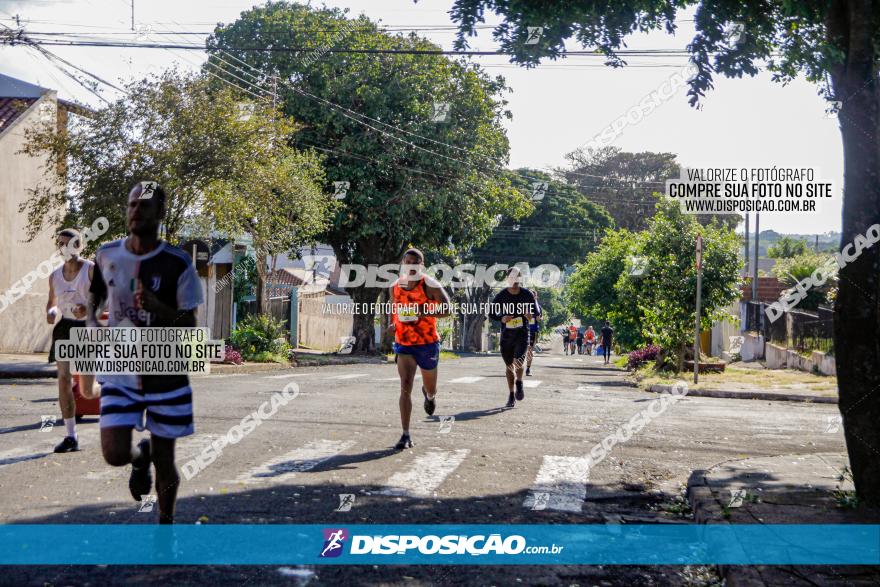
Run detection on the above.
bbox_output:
[584,325,596,356]
[389,248,451,450]
[568,324,577,357]
[489,268,540,407]
[576,327,584,355]
[47,229,96,453]
[88,181,204,524]
[601,320,614,364]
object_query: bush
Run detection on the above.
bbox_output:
[230,314,291,361]
[627,344,661,370]
[223,345,243,365]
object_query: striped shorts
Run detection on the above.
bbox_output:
[99,384,194,439]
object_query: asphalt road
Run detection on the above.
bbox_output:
[0,349,846,586]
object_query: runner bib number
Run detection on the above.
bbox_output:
[398,307,419,323]
[506,317,524,329]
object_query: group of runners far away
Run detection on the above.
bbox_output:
[562,321,614,364]
[44,180,616,523]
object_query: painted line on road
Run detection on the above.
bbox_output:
[523,455,590,513]
[380,448,469,497]
[523,380,542,388]
[448,376,484,384]
[232,439,355,485]
[327,374,366,380]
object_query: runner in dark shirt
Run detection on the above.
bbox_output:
[489,268,540,407]
[600,321,614,364]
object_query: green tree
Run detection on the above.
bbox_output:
[767,236,810,259]
[19,70,308,245]
[772,251,835,311]
[472,168,613,267]
[535,287,571,334]
[446,0,880,502]
[632,199,742,371]
[209,3,523,352]
[561,146,738,231]
[566,228,646,350]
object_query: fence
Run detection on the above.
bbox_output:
[237,295,291,331]
[743,301,834,355]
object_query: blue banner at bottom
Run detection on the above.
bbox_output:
[1,524,877,565]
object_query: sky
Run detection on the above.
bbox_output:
[0,0,845,235]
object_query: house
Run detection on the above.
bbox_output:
[0,73,84,352]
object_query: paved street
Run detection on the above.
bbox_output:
[0,350,847,586]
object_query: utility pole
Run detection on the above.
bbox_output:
[752,212,760,302]
[694,234,703,384]
[744,213,750,278]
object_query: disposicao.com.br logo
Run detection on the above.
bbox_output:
[319,528,563,558]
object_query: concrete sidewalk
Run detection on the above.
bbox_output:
[0,353,56,378]
[688,453,880,586]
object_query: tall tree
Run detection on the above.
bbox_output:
[448,168,611,350]
[561,146,738,231]
[447,0,880,503]
[767,235,810,259]
[209,3,523,352]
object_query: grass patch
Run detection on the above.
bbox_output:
[634,361,837,394]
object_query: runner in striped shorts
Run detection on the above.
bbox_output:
[87,181,204,524]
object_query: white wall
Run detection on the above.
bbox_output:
[0,94,63,352]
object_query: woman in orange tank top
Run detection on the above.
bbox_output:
[389,248,451,450]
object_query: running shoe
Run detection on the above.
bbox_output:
[53,436,79,453]
[422,386,436,416]
[129,438,153,502]
[526,367,531,376]
[394,433,413,450]
[515,380,525,401]
[506,392,516,408]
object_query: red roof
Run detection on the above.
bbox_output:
[0,97,37,135]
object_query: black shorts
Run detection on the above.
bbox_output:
[500,335,529,366]
[49,318,86,363]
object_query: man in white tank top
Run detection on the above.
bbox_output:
[46,229,95,453]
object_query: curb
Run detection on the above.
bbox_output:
[0,368,57,379]
[646,383,837,404]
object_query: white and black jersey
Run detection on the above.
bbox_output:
[90,239,204,393]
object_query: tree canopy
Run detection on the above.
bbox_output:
[209,2,525,350]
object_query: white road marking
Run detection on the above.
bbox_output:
[263,373,309,380]
[449,376,484,384]
[380,448,469,497]
[327,373,366,380]
[523,455,590,513]
[232,439,355,485]
[0,427,100,468]
[523,380,542,388]
[378,374,421,381]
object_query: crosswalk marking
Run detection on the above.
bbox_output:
[233,439,355,485]
[449,376,484,384]
[523,380,542,388]
[328,373,366,380]
[380,448,469,497]
[523,455,590,513]
[0,427,100,468]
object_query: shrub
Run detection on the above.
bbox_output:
[627,344,661,370]
[230,314,291,361]
[223,345,243,365]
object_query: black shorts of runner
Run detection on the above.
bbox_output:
[49,318,86,363]
[500,334,529,366]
